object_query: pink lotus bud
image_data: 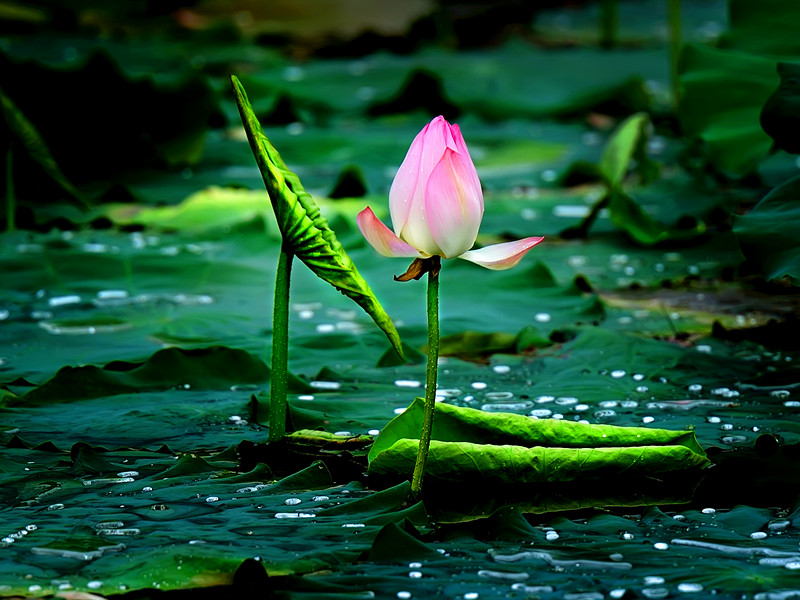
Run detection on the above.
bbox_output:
[358,116,543,270]
[388,116,483,258]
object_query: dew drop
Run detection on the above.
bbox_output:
[642,416,655,424]
[529,409,552,418]
[471,382,488,390]
[492,365,511,374]
[555,397,578,406]
[284,498,301,506]
[485,391,514,401]
[771,390,791,399]
[310,381,340,390]
[644,576,665,585]
[297,395,314,401]
[545,531,559,541]
[610,370,626,378]
[677,583,703,593]
[534,313,551,323]
[408,571,422,579]
[481,401,532,413]
[653,542,669,550]
[205,496,220,503]
[397,592,412,599]
[394,380,421,388]
[750,532,768,539]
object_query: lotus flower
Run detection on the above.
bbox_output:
[357,116,543,271]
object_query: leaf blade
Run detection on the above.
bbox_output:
[230,75,403,358]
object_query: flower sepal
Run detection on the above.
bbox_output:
[394,256,442,282]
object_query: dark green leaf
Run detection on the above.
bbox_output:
[723,0,800,57]
[18,346,272,404]
[678,44,777,175]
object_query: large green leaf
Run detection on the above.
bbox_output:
[230,75,402,359]
[369,437,709,484]
[734,174,800,283]
[368,397,708,483]
[678,44,778,175]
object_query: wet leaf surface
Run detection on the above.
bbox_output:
[4,1,800,598]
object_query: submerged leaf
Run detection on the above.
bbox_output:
[230,75,403,359]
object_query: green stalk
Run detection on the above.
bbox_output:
[410,258,440,498]
[600,0,619,50]
[5,146,14,232]
[668,0,682,109]
[269,242,293,442]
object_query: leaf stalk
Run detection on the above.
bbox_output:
[269,243,293,442]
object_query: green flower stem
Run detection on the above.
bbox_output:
[600,0,618,49]
[269,242,293,442]
[410,258,440,498]
[668,0,682,108]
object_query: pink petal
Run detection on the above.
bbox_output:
[357,207,421,258]
[458,236,545,270]
[449,123,482,193]
[389,126,425,235]
[425,148,483,258]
